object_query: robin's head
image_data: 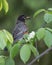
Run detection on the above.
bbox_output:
[18,15,30,22]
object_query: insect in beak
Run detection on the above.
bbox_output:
[26,16,30,19]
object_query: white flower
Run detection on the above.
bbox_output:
[26,31,35,42]
[28,31,35,39]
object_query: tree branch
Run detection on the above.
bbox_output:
[27,47,52,65]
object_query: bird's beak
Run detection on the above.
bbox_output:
[25,16,30,19]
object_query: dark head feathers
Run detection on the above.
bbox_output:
[18,15,26,22]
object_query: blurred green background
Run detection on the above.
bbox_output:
[0,0,52,65]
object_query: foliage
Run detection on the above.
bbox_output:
[0,1,52,64]
[0,56,5,65]
[0,29,13,50]
[0,0,9,13]
[10,43,20,58]
[5,57,15,65]
[20,44,31,63]
[36,28,45,40]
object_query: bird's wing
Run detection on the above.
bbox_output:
[18,22,28,32]
[13,22,28,41]
[13,24,20,39]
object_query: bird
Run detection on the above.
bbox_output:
[13,15,30,42]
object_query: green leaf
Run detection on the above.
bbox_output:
[20,44,31,63]
[29,44,39,57]
[44,13,52,23]
[6,57,15,65]
[0,29,13,50]
[3,29,13,44]
[23,34,28,39]
[6,41,12,52]
[48,8,52,11]
[0,56,5,65]
[2,0,9,13]
[46,28,52,33]
[10,43,20,58]
[33,9,46,18]
[44,30,52,47]
[0,0,2,11]
[36,28,45,40]
[0,31,7,50]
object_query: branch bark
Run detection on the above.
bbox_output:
[27,47,52,65]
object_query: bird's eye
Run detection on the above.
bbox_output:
[22,16,25,19]
[24,17,26,19]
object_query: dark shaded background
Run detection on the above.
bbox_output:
[0,0,52,65]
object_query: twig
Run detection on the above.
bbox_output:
[27,47,52,65]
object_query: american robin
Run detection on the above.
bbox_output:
[13,15,30,42]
